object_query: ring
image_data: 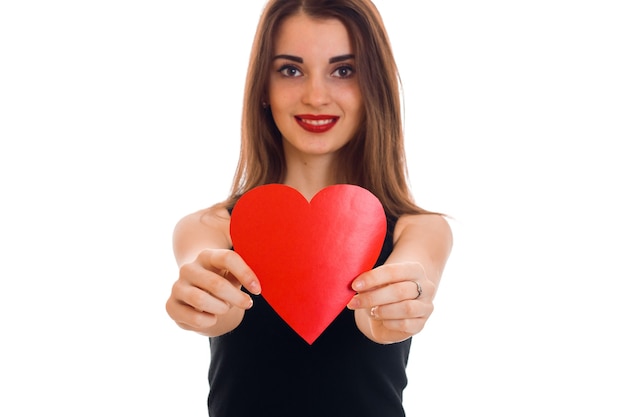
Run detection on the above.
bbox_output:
[221,269,230,278]
[414,281,422,299]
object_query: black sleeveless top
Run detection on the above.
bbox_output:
[208,215,411,417]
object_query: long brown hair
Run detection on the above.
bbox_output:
[226,0,431,218]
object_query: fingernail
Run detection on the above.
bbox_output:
[353,280,364,291]
[247,297,254,309]
[347,297,360,309]
[249,281,261,294]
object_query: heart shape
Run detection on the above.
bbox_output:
[230,184,387,344]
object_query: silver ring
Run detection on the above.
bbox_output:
[414,281,422,299]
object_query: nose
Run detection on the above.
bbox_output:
[302,74,330,107]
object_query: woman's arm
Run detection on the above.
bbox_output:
[348,213,453,344]
[165,204,261,337]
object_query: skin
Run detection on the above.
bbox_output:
[269,14,363,200]
[165,13,453,344]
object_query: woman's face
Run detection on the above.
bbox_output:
[268,13,363,163]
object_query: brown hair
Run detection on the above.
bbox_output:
[226,0,432,218]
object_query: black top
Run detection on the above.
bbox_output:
[208,215,411,417]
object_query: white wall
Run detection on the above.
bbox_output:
[1,1,624,416]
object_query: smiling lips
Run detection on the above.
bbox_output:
[295,114,339,133]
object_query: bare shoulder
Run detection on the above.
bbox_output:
[172,203,233,266]
[395,212,452,233]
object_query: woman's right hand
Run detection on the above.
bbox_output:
[166,248,261,336]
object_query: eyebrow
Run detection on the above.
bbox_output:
[329,54,355,64]
[273,54,355,64]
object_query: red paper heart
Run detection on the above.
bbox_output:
[230,184,386,344]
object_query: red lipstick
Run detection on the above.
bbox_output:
[295,114,339,133]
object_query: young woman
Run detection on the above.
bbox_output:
[166,0,452,415]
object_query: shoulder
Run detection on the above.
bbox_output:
[174,203,231,233]
[172,203,233,266]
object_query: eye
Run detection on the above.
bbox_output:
[278,64,303,77]
[332,65,355,78]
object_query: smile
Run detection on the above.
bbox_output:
[295,115,339,133]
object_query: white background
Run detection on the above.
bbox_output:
[1,1,625,416]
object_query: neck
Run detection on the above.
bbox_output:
[283,156,340,201]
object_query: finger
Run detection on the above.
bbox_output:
[165,297,218,331]
[352,262,426,292]
[348,280,419,310]
[378,317,426,335]
[178,283,232,316]
[180,262,253,311]
[371,299,433,321]
[198,249,261,295]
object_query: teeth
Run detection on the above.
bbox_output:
[301,118,334,126]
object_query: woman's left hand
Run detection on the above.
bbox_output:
[347,262,434,344]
